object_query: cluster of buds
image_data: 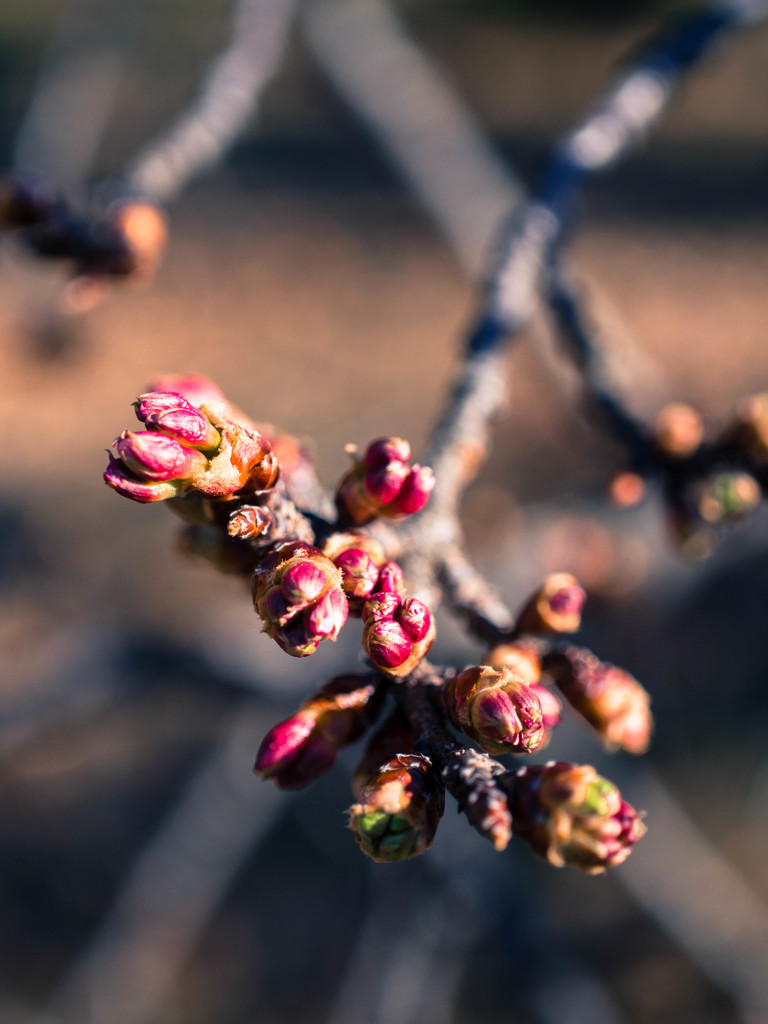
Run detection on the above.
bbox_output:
[349,753,444,862]
[254,676,382,789]
[443,665,545,754]
[361,592,435,677]
[323,533,405,613]
[105,390,279,503]
[542,648,652,754]
[484,642,564,747]
[252,542,348,657]
[336,437,435,526]
[510,763,646,874]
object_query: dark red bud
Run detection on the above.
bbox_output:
[376,561,405,595]
[364,619,413,670]
[395,598,432,642]
[361,592,401,624]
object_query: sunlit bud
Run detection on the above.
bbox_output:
[510,763,646,874]
[376,561,405,595]
[306,587,349,639]
[529,683,563,731]
[349,753,444,862]
[336,437,434,526]
[144,373,225,408]
[654,402,704,458]
[364,619,413,671]
[444,665,544,755]
[111,201,167,279]
[255,676,382,789]
[134,390,192,422]
[695,471,761,524]
[149,405,222,451]
[363,437,411,468]
[609,470,646,508]
[352,711,414,797]
[361,592,401,624]
[335,547,381,600]
[227,505,274,540]
[484,642,542,684]
[395,598,432,642]
[114,430,206,481]
[516,573,586,635]
[542,647,652,755]
[389,465,436,515]
[282,562,328,605]
[253,544,348,658]
[103,454,184,503]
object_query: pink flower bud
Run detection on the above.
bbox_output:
[444,666,544,754]
[395,598,432,642]
[516,573,586,635]
[364,462,410,506]
[134,391,191,423]
[376,561,405,595]
[305,587,349,640]
[281,562,328,605]
[115,430,206,481]
[389,465,436,515]
[529,683,563,731]
[364,619,413,670]
[255,712,316,775]
[361,592,401,624]
[363,437,411,469]
[335,548,381,600]
[104,454,183,503]
[149,406,221,451]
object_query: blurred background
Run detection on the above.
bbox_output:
[2,1,768,1022]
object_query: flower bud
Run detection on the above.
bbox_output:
[111,201,167,280]
[349,753,444,862]
[654,402,704,459]
[227,505,274,540]
[388,466,436,515]
[443,666,544,755]
[376,561,405,595]
[543,648,652,754]
[255,675,383,789]
[115,430,207,481]
[510,763,646,873]
[528,683,563,748]
[516,573,586,635]
[134,390,191,422]
[253,544,348,658]
[336,437,434,526]
[361,593,436,677]
[146,403,222,452]
[103,454,184,503]
[144,373,226,408]
[334,547,381,600]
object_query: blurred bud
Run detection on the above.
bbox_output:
[376,561,405,595]
[336,437,435,526]
[349,753,444,862]
[115,430,206,481]
[609,470,646,508]
[654,402,704,459]
[510,763,646,873]
[361,593,436,677]
[144,373,225,408]
[516,573,586,635]
[227,505,274,540]
[484,642,541,684]
[694,471,761,524]
[543,648,652,754]
[444,666,544,755]
[134,391,192,423]
[528,683,563,748]
[103,454,184,503]
[111,201,167,280]
[253,543,348,657]
[255,675,383,789]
